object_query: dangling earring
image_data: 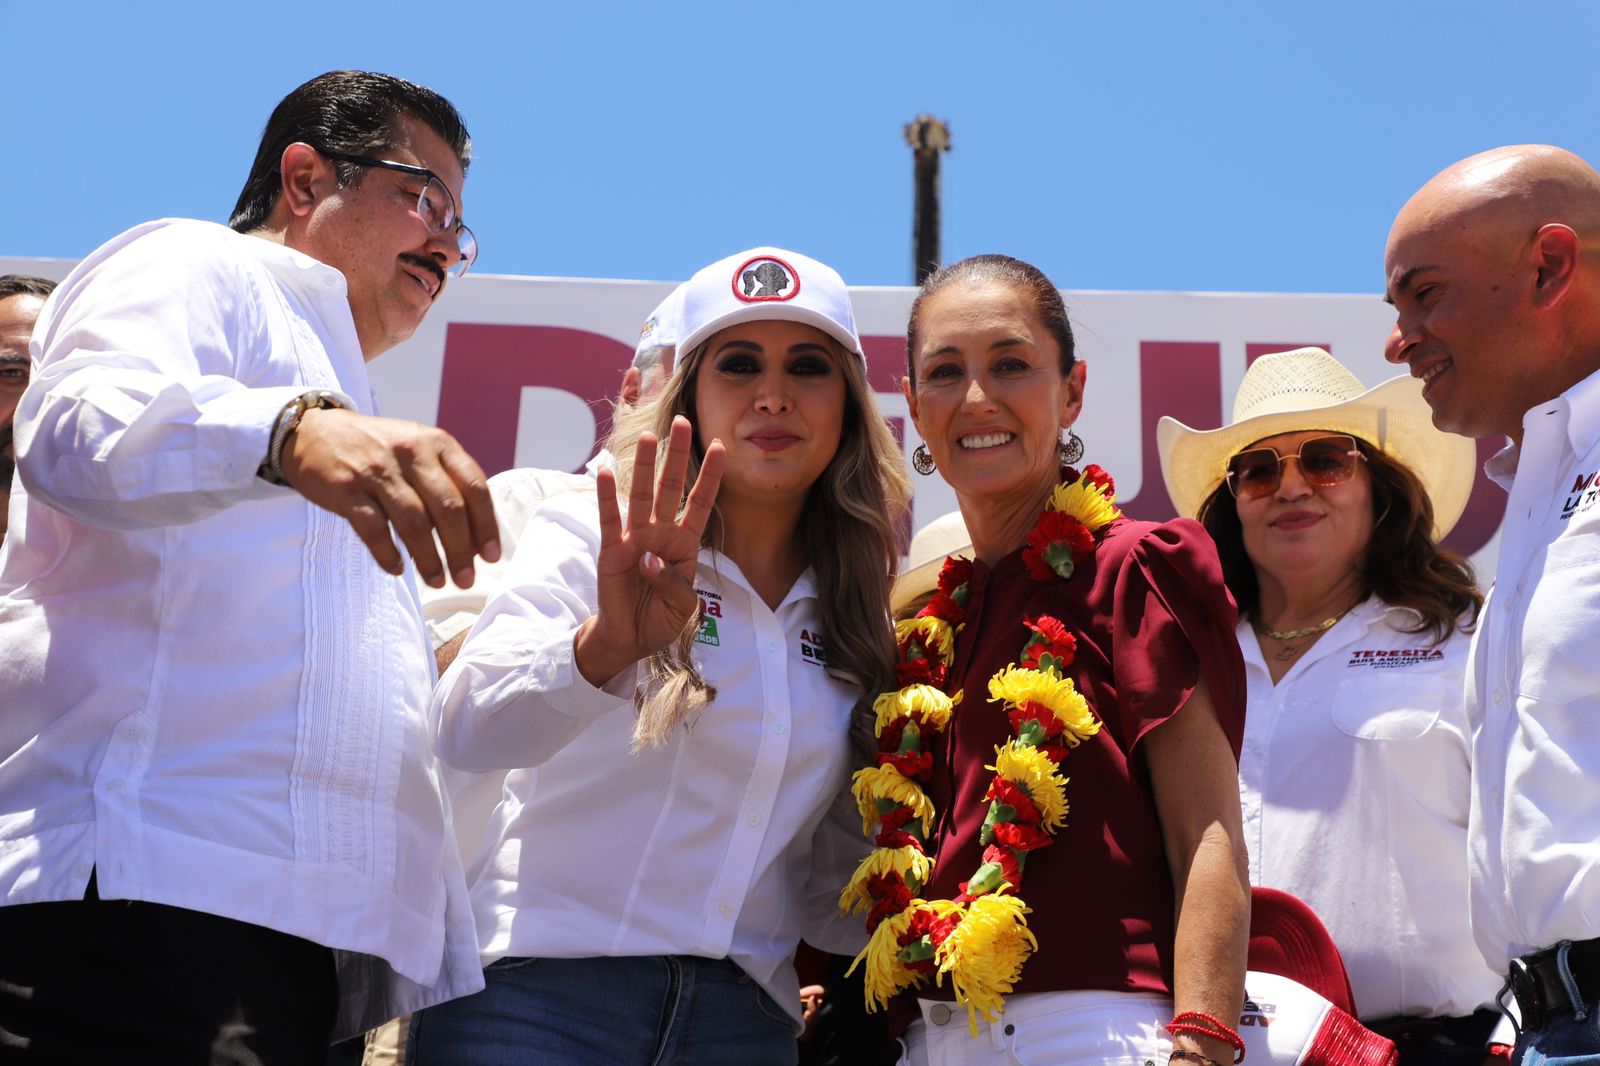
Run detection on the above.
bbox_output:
[1058,430,1084,465]
[912,444,937,476]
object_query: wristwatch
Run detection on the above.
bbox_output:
[257,389,350,485]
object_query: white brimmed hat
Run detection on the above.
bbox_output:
[634,282,687,365]
[676,247,864,363]
[891,511,973,616]
[1156,348,1476,539]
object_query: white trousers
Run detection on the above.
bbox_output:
[899,990,1173,1066]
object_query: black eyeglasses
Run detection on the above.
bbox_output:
[318,150,478,277]
[1225,434,1366,499]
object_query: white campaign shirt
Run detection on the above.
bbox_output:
[0,219,482,1036]
[1238,597,1501,1020]
[1468,365,1600,971]
[419,466,595,869]
[432,488,869,1025]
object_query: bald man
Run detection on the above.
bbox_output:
[1386,145,1600,1062]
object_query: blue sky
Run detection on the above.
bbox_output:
[4,2,1598,294]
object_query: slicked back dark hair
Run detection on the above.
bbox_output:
[905,254,1077,384]
[0,275,57,302]
[229,70,471,234]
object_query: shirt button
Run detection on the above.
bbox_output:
[930,1003,953,1026]
[719,902,733,918]
[774,722,786,735]
[1493,691,1505,705]
[1493,788,1504,807]
[766,640,779,652]
[748,812,762,827]
[120,723,143,743]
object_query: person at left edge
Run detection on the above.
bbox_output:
[0,274,55,546]
[414,246,911,1066]
[0,70,493,1063]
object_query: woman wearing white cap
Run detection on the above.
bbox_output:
[1157,348,1512,1063]
[414,248,909,1064]
[844,254,1251,1066]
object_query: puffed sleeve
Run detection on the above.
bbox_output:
[1109,517,1245,756]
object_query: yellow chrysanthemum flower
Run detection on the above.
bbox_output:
[989,741,1070,831]
[873,683,958,735]
[987,665,1100,746]
[850,765,936,836]
[896,615,956,665]
[935,893,1038,1034]
[1047,479,1120,532]
[839,846,937,916]
[847,908,924,1011]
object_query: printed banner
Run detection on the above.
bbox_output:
[0,257,1505,569]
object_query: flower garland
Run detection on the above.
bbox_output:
[839,465,1122,1034]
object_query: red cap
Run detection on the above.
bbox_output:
[1248,887,1358,1015]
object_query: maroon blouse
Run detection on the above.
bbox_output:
[914,515,1245,1002]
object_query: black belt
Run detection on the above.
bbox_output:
[1365,1009,1500,1047]
[1505,937,1600,1032]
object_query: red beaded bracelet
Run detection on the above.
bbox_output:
[1166,1011,1246,1065]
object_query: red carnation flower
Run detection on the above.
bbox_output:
[879,805,921,833]
[1007,704,1066,740]
[1023,511,1095,582]
[1021,614,1077,672]
[906,905,964,949]
[924,588,966,626]
[1080,464,1115,495]
[936,557,973,596]
[993,821,1053,852]
[865,874,913,932]
[983,843,1025,889]
[875,827,924,850]
[877,749,934,779]
[877,715,910,753]
[986,777,1042,824]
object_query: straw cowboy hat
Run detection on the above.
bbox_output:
[891,510,972,616]
[1157,348,1476,539]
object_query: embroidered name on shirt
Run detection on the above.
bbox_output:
[696,589,723,646]
[799,628,827,667]
[1561,470,1600,521]
[1346,648,1444,669]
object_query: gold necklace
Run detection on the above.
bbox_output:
[1254,607,1352,641]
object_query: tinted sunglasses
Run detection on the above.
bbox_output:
[1225,434,1365,499]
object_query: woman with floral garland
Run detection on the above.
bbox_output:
[842,255,1250,1066]
[414,247,909,1066]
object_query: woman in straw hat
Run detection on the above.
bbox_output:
[1157,347,1511,1063]
[842,254,1251,1066]
[416,247,909,1065]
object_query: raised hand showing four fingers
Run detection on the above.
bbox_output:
[575,416,725,687]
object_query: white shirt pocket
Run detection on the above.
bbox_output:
[1517,534,1600,706]
[1331,672,1445,741]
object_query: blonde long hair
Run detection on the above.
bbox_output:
[604,335,910,749]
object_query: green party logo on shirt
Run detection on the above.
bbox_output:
[695,589,723,646]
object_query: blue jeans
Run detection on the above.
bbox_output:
[409,955,799,1066]
[1515,1001,1600,1065]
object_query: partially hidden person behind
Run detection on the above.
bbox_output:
[0,274,55,546]
[1158,346,1514,1063]
[844,253,1251,1066]
[0,71,494,1062]
[416,247,911,1065]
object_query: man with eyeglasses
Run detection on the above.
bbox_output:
[0,71,491,1062]
[0,274,55,547]
[1386,146,1600,1062]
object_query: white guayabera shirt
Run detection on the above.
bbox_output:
[1470,366,1600,973]
[432,488,869,1026]
[0,219,483,1037]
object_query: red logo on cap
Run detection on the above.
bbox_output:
[732,256,801,303]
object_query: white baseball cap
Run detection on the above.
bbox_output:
[634,282,687,366]
[675,247,864,363]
